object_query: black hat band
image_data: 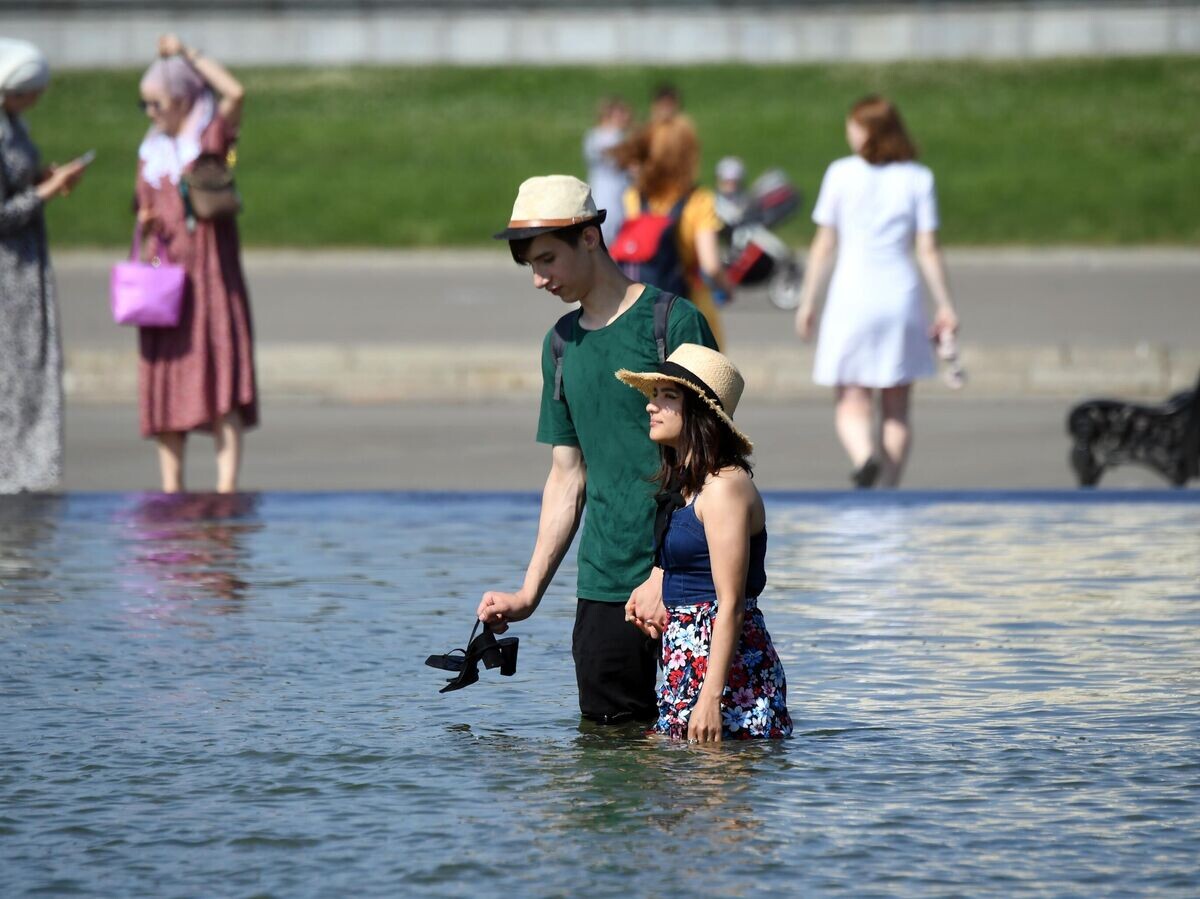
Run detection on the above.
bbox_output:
[657,361,724,410]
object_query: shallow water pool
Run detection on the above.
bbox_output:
[2,492,1198,897]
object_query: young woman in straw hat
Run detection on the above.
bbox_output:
[618,344,791,742]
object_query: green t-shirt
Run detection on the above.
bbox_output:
[536,286,718,602]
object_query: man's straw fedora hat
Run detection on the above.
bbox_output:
[616,344,754,455]
[493,174,607,241]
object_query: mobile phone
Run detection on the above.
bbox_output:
[74,149,96,166]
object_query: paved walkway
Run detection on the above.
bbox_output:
[51,247,1198,491]
[60,395,1171,492]
[56,248,1200,402]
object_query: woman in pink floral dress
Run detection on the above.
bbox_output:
[134,34,257,493]
[619,344,791,743]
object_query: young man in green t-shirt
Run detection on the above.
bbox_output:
[477,175,718,724]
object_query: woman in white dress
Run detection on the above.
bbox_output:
[795,96,959,488]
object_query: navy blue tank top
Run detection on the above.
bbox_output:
[659,503,767,608]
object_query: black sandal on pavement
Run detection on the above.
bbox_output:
[426,619,519,693]
[851,457,881,489]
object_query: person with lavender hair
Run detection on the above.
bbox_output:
[134,34,258,494]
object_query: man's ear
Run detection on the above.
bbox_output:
[582,224,602,251]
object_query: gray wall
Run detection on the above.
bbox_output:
[7,2,1199,67]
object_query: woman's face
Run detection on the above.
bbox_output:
[846,116,868,154]
[646,384,685,447]
[3,90,43,114]
[140,88,190,136]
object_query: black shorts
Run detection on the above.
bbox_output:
[572,597,659,724]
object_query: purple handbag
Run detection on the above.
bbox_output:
[110,229,186,327]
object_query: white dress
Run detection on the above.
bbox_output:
[812,155,939,388]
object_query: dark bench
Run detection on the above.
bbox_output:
[1067,370,1200,487]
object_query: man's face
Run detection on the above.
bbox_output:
[523,231,596,304]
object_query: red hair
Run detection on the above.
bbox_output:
[850,95,918,165]
[613,114,700,201]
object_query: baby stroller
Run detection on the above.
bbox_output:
[716,160,805,310]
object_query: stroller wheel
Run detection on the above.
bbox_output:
[768,262,803,310]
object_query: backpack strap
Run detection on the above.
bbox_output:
[667,188,692,222]
[552,293,675,403]
[550,310,580,401]
[653,290,678,363]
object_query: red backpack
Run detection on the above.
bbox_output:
[610,191,691,297]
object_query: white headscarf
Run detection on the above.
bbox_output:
[137,55,214,187]
[0,38,50,100]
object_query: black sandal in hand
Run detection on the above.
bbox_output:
[425,618,519,693]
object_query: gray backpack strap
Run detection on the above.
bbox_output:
[653,291,678,363]
[550,310,579,401]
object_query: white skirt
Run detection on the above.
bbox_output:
[813,256,936,388]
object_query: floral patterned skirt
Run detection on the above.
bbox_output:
[654,597,793,740]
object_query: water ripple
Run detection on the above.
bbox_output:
[0,492,1197,896]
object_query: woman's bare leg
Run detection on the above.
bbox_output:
[834,385,876,470]
[214,410,243,494]
[156,432,187,493]
[879,384,913,487]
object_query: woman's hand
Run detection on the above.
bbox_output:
[35,160,86,202]
[625,568,668,638]
[625,592,667,639]
[137,207,162,233]
[136,208,161,262]
[158,33,185,58]
[931,307,959,338]
[687,696,723,744]
[795,302,816,340]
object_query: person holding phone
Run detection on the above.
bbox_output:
[0,38,90,493]
[134,33,258,494]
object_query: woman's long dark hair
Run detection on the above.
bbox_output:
[653,388,752,497]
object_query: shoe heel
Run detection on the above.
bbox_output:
[497,638,519,676]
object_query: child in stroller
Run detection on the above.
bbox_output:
[715,156,805,310]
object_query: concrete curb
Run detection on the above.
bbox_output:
[64,342,1200,404]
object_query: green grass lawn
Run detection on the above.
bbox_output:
[28,57,1200,248]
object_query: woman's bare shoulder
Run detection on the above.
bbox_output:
[701,467,758,506]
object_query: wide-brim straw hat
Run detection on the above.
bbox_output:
[493,174,607,241]
[616,343,753,455]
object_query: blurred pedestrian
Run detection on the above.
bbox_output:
[0,38,90,493]
[613,115,729,347]
[134,34,258,494]
[714,155,749,227]
[582,95,632,243]
[795,95,959,488]
[650,82,682,123]
[618,344,792,742]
